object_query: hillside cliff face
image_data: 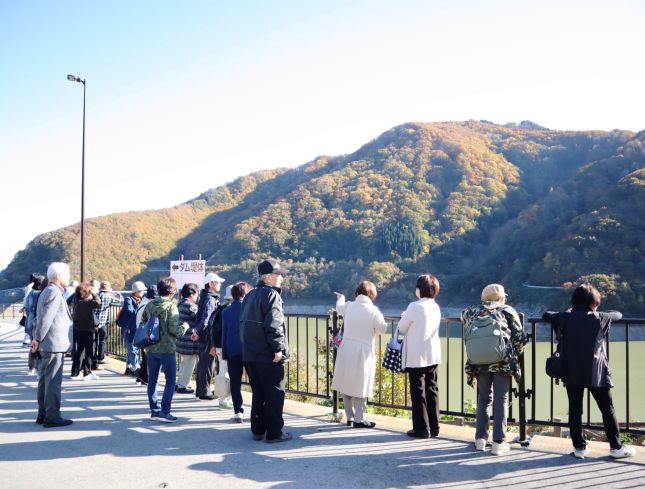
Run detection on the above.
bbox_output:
[2,121,643,313]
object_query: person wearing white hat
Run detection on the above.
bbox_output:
[116,281,147,376]
[462,283,525,456]
[193,272,226,399]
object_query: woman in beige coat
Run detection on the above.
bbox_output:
[332,281,387,428]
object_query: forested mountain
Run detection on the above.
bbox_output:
[2,121,643,313]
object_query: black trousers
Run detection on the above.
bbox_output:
[94,327,108,364]
[408,365,440,435]
[72,330,94,376]
[228,357,246,414]
[138,349,148,382]
[196,349,216,397]
[246,361,285,440]
[566,386,621,450]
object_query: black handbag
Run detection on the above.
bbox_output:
[19,315,26,327]
[545,329,564,383]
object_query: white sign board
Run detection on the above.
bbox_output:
[170,260,206,291]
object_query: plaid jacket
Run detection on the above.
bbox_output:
[462,303,528,387]
[95,292,113,327]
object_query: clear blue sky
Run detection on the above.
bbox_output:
[1,0,644,274]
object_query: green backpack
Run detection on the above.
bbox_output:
[464,308,511,365]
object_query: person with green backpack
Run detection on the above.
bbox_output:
[462,284,527,456]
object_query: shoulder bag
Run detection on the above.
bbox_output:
[382,326,404,373]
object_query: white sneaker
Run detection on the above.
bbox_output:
[491,441,511,456]
[84,373,99,381]
[219,400,234,409]
[475,438,487,451]
[610,445,636,459]
[573,447,589,459]
[70,374,84,381]
[234,412,243,423]
[28,369,37,376]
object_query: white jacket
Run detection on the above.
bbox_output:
[332,295,387,398]
[398,298,441,369]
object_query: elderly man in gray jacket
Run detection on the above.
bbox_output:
[31,262,74,428]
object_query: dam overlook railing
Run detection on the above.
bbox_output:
[99,304,645,442]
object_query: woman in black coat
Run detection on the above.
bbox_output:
[542,284,635,460]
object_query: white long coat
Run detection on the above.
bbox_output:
[398,298,442,369]
[332,295,387,398]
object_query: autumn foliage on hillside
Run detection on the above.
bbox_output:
[2,122,643,313]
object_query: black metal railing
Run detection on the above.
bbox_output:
[104,305,645,439]
[0,303,22,319]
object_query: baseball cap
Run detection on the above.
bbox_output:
[257,259,289,276]
[205,272,225,284]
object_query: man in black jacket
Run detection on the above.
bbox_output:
[240,259,291,443]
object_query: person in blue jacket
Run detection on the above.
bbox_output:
[117,281,147,376]
[222,281,251,422]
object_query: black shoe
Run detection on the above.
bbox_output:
[266,432,292,443]
[176,386,195,394]
[252,433,265,441]
[430,430,440,438]
[353,421,376,429]
[43,418,73,428]
[36,415,45,425]
[346,419,353,426]
[407,429,430,439]
[136,378,148,385]
[198,394,216,400]
[124,368,136,377]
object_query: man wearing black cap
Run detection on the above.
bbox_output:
[239,259,291,443]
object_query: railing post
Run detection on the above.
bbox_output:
[331,310,339,415]
[517,313,531,446]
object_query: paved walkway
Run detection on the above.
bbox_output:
[0,320,644,489]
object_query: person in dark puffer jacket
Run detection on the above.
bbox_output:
[175,283,200,394]
[542,284,635,460]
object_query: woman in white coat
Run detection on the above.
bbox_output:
[332,281,387,428]
[398,274,442,438]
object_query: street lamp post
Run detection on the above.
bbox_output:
[67,74,86,282]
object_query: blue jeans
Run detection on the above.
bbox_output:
[121,328,139,370]
[146,353,176,414]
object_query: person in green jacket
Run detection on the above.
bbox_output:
[141,277,184,422]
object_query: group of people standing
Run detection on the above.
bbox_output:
[332,275,636,460]
[23,260,637,457]
[26,259,293,443]
[21,273,119,382]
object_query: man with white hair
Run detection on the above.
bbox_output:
[31,262,74,428]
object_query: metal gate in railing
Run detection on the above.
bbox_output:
[105,306,645,441]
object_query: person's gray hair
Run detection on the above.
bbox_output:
[47,262,70,281]
[260,274,272,282]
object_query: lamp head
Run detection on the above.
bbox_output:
[67,74,77,81]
